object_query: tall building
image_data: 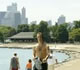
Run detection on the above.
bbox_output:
[21,7,28,24]
[1,3,18,28]
[0,3,28,28]
[1,3,21,28]
[0,12,6,24]
[1,12,21,28]
[7,3,17,13]
[14,12,21,28]
[1,12,15,27]
[57,15,66,25]
[47,20,52,27]
[22,7,26,18]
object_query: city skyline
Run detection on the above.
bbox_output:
[0,3,28,28]
[0,0,80,24]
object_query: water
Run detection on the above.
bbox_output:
[0,48,69,70]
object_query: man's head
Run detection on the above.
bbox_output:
[14,53,17,56]
[37,32,44,43]
[29,59,32,63]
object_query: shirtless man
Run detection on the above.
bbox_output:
[33,32,50,70]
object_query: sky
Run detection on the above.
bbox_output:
[0,0,80,24]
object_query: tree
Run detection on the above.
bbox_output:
[69,28,80,42]
[51,25,58,42]
[74,20,80,28]
[17,24,29,32]
[29,24,37,32]
[0,26,16,39]
[0,32,4,42]
[7,27,16,37]
[34,21,51,42]
[56,25,69,43]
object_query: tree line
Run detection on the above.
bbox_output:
[0,20,80,43]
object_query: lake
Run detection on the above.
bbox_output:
[0,48,69,70]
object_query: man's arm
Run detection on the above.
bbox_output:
[42,46,50,62]
[16,58,20,69]
[46,46,50,59]
[10,58,12,70]
[33,47,36,60]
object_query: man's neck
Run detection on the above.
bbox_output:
[39,41,42,44]
[38,41,43,46]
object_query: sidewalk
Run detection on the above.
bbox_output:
[55,58,80,70]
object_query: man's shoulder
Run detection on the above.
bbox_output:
[45,44,49,48]
[33,43,38,48]
[11,57,15,59]
[33,43,38,50]
[12,57,18,60]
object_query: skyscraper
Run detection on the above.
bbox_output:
[21,7,28,24]
[7,3,17,13]
[22,7,26,18]
[57,15,66,25]
[14,12,21,28]
[1,3,21,28]
[0,3,28,28]
[0,12,6,24]
[47,20,52,27]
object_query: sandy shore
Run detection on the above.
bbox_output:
[0,43,80,70]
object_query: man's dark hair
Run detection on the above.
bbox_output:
[29,59,32,63]
[14,53,17,56]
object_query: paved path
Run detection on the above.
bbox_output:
[55,58,80,70]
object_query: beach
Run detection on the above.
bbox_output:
[0,43,80,70]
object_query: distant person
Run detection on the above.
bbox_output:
[10,53,20,70]
[33,32,50,70]
[26,59,32,70]
[48,50,58,70]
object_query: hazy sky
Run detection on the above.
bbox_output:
[0,0,80,24]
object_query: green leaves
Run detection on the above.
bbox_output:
[29,24,37,32]
[69,28,80,41]
[74,21,80,28]
[56,25,69,43]
[0,26,16,40]
[34,21,51,42]
[0,32,4,42]
[17,24,29,32]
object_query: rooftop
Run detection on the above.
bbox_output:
[9,32,34,39]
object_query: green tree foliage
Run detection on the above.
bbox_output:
[61,23,69,29]
[35,21,51,42]
[0,26,16,38]
[56,24,69,43]
[69,28,80,41]
[29,24,37,32]
[51,25,58,41]
[17,24,29,32]
[7,27,16,37]
[74,20,80,28]
[61,23,72,32]
[0,32,4,42]
[51,23,69,42]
